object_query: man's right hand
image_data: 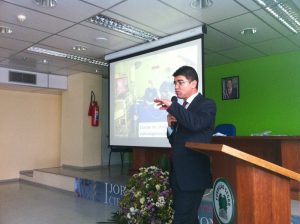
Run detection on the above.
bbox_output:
[154,98,172,110]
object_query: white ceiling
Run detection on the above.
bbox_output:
[0,0,299,76]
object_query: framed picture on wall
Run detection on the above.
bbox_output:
[222,76,239,100]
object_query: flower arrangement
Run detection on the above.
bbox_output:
[112,166,174,224]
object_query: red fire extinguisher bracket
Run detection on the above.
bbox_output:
[88,91,95,116]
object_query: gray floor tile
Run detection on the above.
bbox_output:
[0,182,116,224]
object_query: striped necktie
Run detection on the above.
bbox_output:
[182,100,188,108]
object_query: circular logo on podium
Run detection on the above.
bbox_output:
[213,178,236,224]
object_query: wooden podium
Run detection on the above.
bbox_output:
[186,142,300,224]
[212,136,300,199]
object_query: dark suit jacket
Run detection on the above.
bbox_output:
[167,93,216,191]
[223,87,238,99]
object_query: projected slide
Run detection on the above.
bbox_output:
[110,38,203,148]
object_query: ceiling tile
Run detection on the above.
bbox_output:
[0,1,74,33]
[254,9,297,36]
[235,0,262,10]
[204,53,234,67]
[81,0,125,9]
[0,36,32,51]
[39,35,112,58]
[81,20,145,44]
[288,33,300,47]
[23,51,80,68]
[109,0,202,35]
[291,0,300,8]
[204,27,244,51]
[4,0,104,22]
[53,68,82,76]
[219,46,266,61]
[69,63,104,74]
[251,37,300,55]
[0,47,16,58]
[58,24,139,51]
[0,21,51,43]
[0,56,61,74]
[161,0,248,24]
[211,12,283,44]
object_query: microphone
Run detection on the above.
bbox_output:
[171,96,177,103]
[170,96,177,129]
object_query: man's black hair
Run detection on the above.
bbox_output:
[173,66,199,89]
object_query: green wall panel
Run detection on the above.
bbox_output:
[205,51,300,136]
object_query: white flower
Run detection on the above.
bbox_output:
[130,207,138,215]
[158,196,165,203]
[140,197,145,204]
[155,196,166,208]
[155,184,161,191]
[134,191,141,197]
[117,166,174,223]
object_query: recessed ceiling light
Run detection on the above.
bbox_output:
[96,37,108,41]
[33,0,57,8]
[17,14,26,22]
[240,28,257,35]
[42,59,49,64]
[190,0,213,9]
[72,45,87,51]
[0,26,12,34]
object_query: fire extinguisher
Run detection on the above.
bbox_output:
[88,91,99,127]
[91,101,99,126]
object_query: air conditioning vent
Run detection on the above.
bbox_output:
[9,71,37,84]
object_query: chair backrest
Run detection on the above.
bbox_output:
[214,124,236,136]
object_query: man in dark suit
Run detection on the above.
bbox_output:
[154,66,216,224]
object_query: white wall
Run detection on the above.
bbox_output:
[61,73,102,167]
[0,89,61,180]
[0,72,103,181]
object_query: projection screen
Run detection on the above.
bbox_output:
[108,35,204,148]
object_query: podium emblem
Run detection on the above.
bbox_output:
[213,178,236,224]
